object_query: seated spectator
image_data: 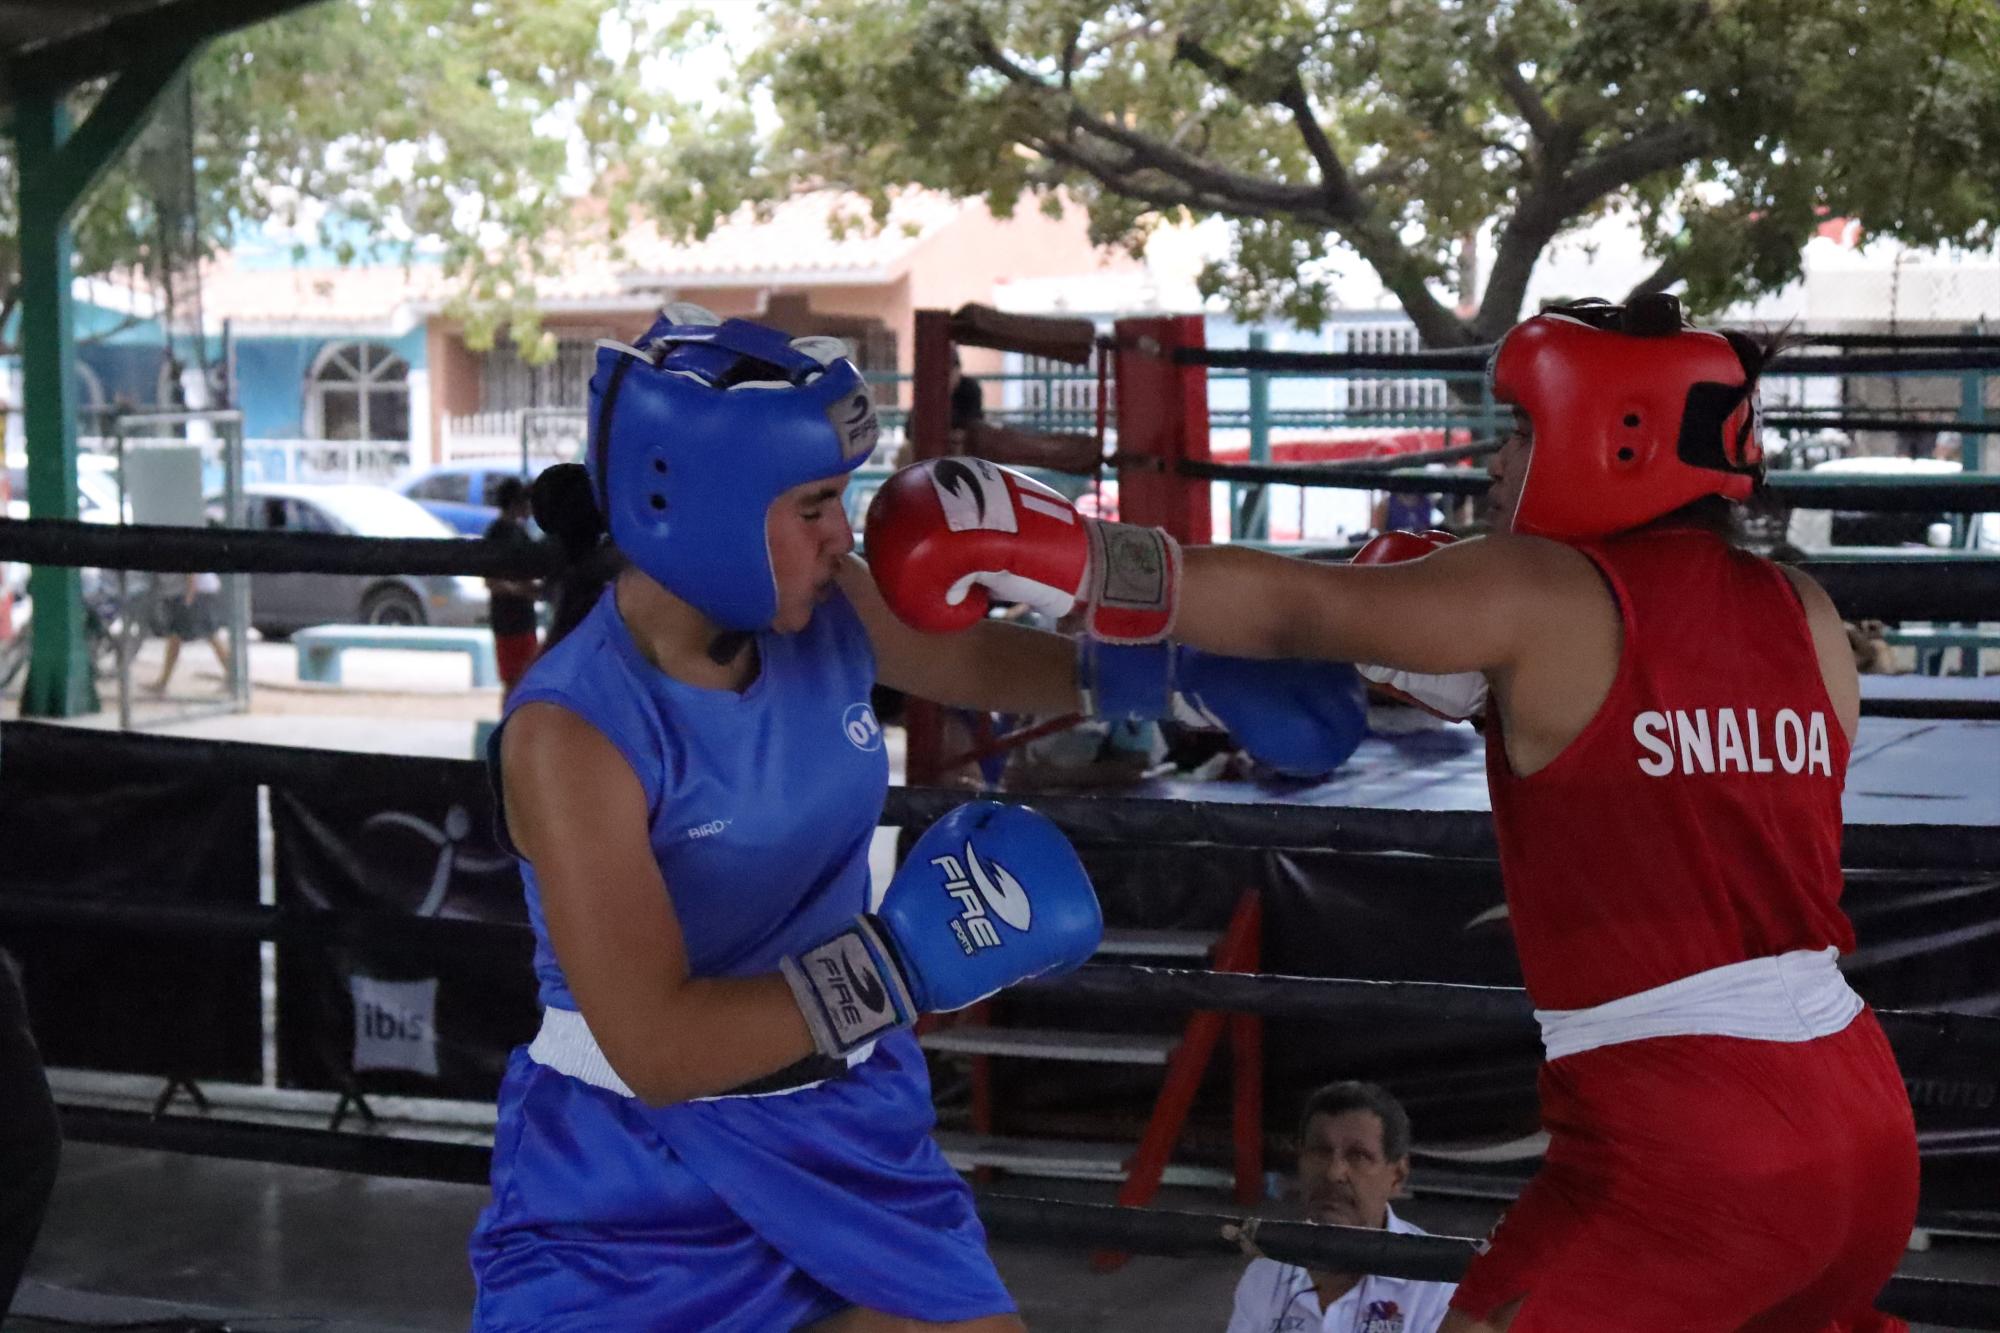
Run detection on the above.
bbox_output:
[994,605,1164,792]
[1845,620,1901,675]
[1002,712,1163,791]
[1372,490,1438,535]
[1226,1080,1456,1333]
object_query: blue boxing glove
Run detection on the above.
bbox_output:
[1081,638,1367,779]
[781,801,1103,1059]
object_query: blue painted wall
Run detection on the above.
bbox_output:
[9,296,431,440]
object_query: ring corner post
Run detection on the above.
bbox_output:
[1111,315,1212,546]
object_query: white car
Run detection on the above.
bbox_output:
[4,453,128,524]
[1784,457,1997,554]
[208,483,491,638]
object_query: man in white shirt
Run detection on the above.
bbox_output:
[1226,1081,1456,1333]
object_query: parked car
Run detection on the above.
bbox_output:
[1784,457,1998,554]
[399,462,549,536]
[209,483,490,638]
[5,453,129,524]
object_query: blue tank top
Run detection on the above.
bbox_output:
[494,583,889,1009]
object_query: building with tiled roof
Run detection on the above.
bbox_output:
[33,190,1146,472]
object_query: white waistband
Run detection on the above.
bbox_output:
[526,1006,874,1101]
[1534,947,1863,1062]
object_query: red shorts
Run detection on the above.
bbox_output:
[494,631,540,693]
[1452,1008,1917,1332]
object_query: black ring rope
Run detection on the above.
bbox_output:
[1863,696,2000,720]
[5,884,1991,1059]
[43,1106,2000,1328]
[0,518,1994,623]
[5,724,1994,870]
[1763,412,2000,436]
[1179,346,2000,375]
[1176,460,2000,513]
[0,518,560,578]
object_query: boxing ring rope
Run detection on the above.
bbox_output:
[1172,460,2000,515]
[40,1103,2000,1328]
[1179,343,2000,376]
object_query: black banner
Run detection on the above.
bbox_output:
[271,768,536,1101]
[997,842,2000,1230]
[0,770,259,1081]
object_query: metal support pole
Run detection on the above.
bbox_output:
[15,44,202,717]
[1233,331,1271,541]
[17,91,94,717]
[1962,370,1986,473]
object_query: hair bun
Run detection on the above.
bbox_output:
[532,462,606,558]
[1622,293,1685,338]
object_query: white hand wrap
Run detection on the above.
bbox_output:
[1359,663,1490,722]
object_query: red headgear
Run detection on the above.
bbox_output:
[1489,298,1763,540]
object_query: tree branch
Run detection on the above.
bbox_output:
[974,20,1469,345]
[969,27,1330,215]
[1173,34,1361,213]
[1624,250,1687,301]
[1554,120,1712,215]
[1275,76,1358,207]
[1491,38,1557,146]
[1023,132,1337,227]
[1478,120,1713,338]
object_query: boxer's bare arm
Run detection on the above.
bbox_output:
[836,556,1079,716]
[1175,535,1621,775]
[1174,535,1597,675]
[1777,563,1861,746]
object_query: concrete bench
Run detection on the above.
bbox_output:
[1881,627,2000,678]
[294,624,498,688]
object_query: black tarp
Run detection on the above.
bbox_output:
[0,769,259,1082]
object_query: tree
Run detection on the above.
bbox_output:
[684,0,2000,345]
[0,0,696,360]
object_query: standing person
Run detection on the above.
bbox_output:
[1226,1081,1455,1333]
[481,477,541,701]
[470,310,1362,1332]
[0,948,59,1318]
[949,348,984,432]
[865,295,1918,1332]
[147,569,230,695]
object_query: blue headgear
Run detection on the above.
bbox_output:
[587,313,879,630]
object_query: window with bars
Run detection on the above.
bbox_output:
[1004,352,1099,433]
[479,327,897,413]
[481,336,604,413]
[310,342,411,441]
[1340,323,1448,413]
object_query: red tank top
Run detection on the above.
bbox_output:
[1485,528,1854,1010]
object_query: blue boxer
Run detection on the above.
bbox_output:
[470,586,1014,1330]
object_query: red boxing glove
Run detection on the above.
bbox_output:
[1352,529,1460,567]
[865,458,1179,643]
[1351,529,1489,722]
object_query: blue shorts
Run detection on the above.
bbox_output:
[470,1031,1012,1332]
